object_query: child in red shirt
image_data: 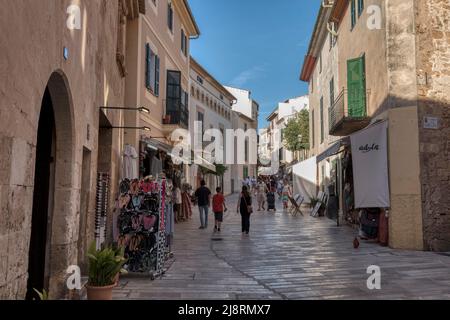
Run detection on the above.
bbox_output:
[212,187,227,232]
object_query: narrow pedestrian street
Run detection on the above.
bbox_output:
[115,194,450,300]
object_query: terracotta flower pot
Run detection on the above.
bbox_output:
[114,273,120,287]
[86,284,115,300]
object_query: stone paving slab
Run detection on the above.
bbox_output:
[116,193,450,300]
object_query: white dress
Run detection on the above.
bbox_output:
[123,144,138,179]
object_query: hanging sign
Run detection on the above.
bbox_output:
[350,121,390,208]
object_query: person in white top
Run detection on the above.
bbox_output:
[256,179,268,211]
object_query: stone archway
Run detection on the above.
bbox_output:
[26,71,76,299]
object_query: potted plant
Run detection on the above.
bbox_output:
[113,246,128,287]
[86,243,126,300]
[309,196,321,209]
[33,289,49,300]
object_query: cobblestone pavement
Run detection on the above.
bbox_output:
[116,193,450,300]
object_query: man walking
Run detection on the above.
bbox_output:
[195,180,211,229]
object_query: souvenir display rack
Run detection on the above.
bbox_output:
[116,178,167,279]
[95,172,110,250]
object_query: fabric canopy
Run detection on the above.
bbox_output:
[350,121,390,208]
[292,156,317,203]
[316,137,350,163]
[259,166,278,176]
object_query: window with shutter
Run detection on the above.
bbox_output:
[329,77,334,108]
[155,55,160,96]
[358,0,364,17]
[311,110,315,148]
[347,55,367,117]
[168,3,173,32]
[351,0,356,29]
[181,30,187,56]
[145,44,151,90]
[320,97,324,144]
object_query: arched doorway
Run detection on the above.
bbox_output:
[26,71,74,300]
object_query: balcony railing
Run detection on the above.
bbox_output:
[163,99,189,129]
[329,88,371,136]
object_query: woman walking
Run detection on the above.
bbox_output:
[237,186,253,235]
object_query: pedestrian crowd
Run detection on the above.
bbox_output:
[190,176,294,237]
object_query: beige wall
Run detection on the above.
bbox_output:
[125,0,193,148]
[306,7,339,190]
[337,0,389,117]
[188,63,234,195]
[336,0,425,250]
[0,0,126,298]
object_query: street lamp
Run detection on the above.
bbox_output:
[100,126,152,131]
[100,106,150,114]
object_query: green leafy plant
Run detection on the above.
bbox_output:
[33,288,49,300]
[283,110,310,152]
[309,197,321,209]
[87,242,127,287]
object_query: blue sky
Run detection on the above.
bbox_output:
[189,0,321,129]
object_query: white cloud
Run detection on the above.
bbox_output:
[230,65,266,87]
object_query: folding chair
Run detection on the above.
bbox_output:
[311,191,324,217]
[289,196,304,216]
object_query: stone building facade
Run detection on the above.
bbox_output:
[0,0,144,299]
[414,0,450,251]
[301,0,450,251]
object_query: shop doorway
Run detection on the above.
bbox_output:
[26,88,55,300]
[26,71,74,300]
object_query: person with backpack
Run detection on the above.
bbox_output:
[237,185,253,236]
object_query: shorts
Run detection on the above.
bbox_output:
[214,212,223,222]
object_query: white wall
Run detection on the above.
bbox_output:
[225,86,253,119]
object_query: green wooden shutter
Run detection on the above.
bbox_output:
[358,0,364,17]
[155,55,160,96]
[145,44,151,89]
[347,56,366,117]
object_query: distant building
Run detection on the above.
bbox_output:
[225,87,259,191]
[188,57,236,195]
[265,96,309,178]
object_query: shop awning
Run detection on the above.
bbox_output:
[316,137,350,163]
[194,156,216,173]
[259,166,278,176]
[143,138,172,154]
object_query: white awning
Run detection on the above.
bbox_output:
[292,157,317,203]
[259,166,280,176]
[194,156,216,173]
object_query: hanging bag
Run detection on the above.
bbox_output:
[242,193,253,215]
